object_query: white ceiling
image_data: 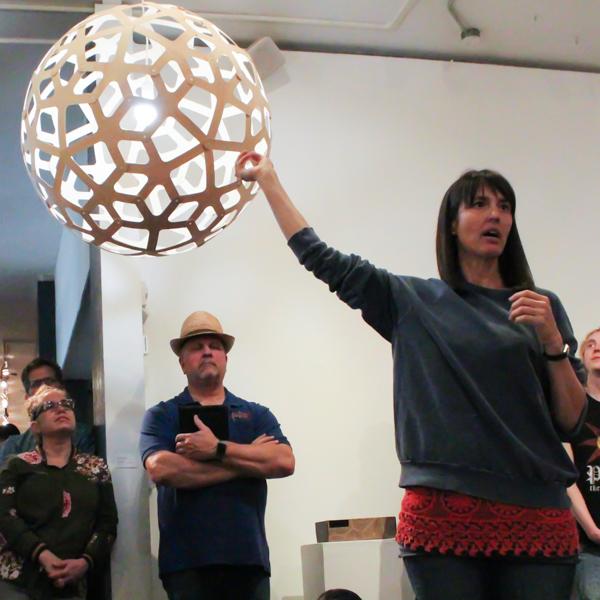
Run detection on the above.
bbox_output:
[1,0,599,375]
[4,0,600,71]
[182,0,600,73]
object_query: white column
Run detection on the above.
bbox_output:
[92,250,153,599]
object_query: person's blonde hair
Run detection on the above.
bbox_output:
[580,327,600,360]
[25,384,66,421]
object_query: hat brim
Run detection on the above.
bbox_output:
[170,331,235,355]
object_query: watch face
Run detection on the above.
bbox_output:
[216,441,227,460]
[545,343,569,360]
[557,343,570,357]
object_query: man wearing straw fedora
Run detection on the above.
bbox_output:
[140,311,294,600]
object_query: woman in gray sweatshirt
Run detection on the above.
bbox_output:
[237,151,587,600]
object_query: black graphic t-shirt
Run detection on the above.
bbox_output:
[571,395,600,549]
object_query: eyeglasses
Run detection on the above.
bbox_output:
[31,398,75,420]
[28,377,60,393]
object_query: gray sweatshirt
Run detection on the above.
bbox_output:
[289,228,585,509]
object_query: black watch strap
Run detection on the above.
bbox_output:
[215,440,227,461]
[544,343,570,361]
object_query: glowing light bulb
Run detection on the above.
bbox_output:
[133,102,157,129]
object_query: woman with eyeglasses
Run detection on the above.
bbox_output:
[0,385,117,600]
[237,152,587,600]
[0,359,95,466]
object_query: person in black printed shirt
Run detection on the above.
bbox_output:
[568,327,600,600]
[0,385,117,600]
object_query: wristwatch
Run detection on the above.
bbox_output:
[215,440,227,461]
[543,342,570,361]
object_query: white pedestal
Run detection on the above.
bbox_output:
[301,539,414,600]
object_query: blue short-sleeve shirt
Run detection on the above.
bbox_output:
[139,388,289,577]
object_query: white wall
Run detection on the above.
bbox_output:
[94,252,153,600]
[99,52,600,599]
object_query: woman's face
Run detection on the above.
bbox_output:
[453,184,513,262]
[582,331,600,374]
[31,389,76,437]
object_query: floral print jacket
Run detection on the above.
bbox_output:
[0,449,118,597]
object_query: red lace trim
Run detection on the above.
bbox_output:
[397,487,578,558]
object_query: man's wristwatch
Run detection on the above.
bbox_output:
[215,440,227,461]
[543,342,570,361]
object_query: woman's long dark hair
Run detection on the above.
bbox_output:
[436,169,534,290]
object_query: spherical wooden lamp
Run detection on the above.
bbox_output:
[20,2,271,256]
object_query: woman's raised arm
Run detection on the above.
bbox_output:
[236,151,308,240]
[235,152,397,342]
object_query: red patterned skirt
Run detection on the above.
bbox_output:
[397,486,578,558]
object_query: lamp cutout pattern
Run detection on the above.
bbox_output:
[20,2,271,256]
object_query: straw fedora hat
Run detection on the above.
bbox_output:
[170,311,235,355]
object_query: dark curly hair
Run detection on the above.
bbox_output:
[317,590,362,600]
[21,357,63,394]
